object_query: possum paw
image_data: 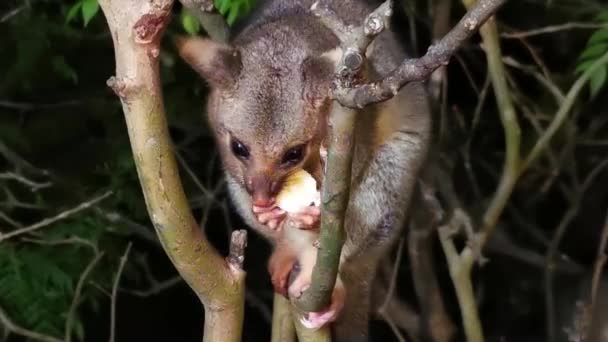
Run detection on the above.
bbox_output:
[299,285,346,329]
[268,250,297,296]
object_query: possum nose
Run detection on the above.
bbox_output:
[247,175,278,207]
[252,194,272,207]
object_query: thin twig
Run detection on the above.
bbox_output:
[21,236,99,253]
[335,0,507,108]
[0,172,52,191]
[175,151,212,198]
[109,243,132,342]
[590,211,608,307]
[0,191,113,242]
[502,56,565,104]
[0,304,63,342]
[122,276,183,297]
[502,22,608,39]
[544,158,608,342]
[0,5,25,23]
[65,252,105,342]
[378,237,408,342]
[522,51,608,172]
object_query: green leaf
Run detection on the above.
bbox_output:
[226,4,240,26]
[180,9,200,36]
[579,43,608,61]
[590,65,607,98]
[81,0,99,27]
[65,2,83,24]
[575,60,595,75]
[589,29,608,46]
[595,10,608,22]
[215,0,231,15]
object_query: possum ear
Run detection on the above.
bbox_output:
[175,36,241,89]
[301,48,342,106]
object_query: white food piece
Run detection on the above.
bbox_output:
[276,169,320,213]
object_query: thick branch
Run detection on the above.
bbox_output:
[291,103,355,314]
[334,0,507,108]
[271,294,296,342]
[98,1,246,341]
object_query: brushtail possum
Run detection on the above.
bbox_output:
[177,0,431,339]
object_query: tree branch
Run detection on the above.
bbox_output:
[0,191,113,243]
[271,294,296,342]
[290,0,388,314]
[0,304,63,342]
[109,243,132,342]
[334,0,507,108]
[98,1,246,341]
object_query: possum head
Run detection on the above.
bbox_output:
[177,36,335,207]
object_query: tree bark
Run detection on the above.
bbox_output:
[98,1,246,341]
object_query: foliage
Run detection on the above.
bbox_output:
[1,0,608,341]
[214,0,255,25]
[66,0,100,27]
[575,9,608,97]
[0,218,107,340]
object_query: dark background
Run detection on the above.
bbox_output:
[1,0,607,341]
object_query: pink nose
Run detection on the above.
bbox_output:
[252,195,272,207]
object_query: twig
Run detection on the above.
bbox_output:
[175,150,213,198]
[521,51,608,172]
[0,172,52,191]
[0,210,22,228]
[65,252,105,342]
[438,210,481,342]
[502,56,565,104]
[590,211,608,309]
[123,276,182,297]
[468,0,521,247]
[378,238,408,342]
[0,191,113,242]
[408,182,455,342]
[109,243,132,342]
[334,0,507,108]
[0,140,48,176]
[502,22,608,39]
[22,236,99,253]
[0,304,62,342]
[0,5,25,23]
[545,159,608,342]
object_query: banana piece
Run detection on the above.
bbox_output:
[276,169,320,213]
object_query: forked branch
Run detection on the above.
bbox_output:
[98,1,247,341]
[333,0,507,108]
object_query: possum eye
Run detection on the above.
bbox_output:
[230,138,250,160]
[281,144,305,166]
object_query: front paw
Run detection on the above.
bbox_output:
[288,205,321,230]
[253,204,286,230]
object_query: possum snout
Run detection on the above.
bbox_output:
[245,174,281,207]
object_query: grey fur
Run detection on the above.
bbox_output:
[179,1,431,340]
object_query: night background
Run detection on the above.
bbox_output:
[1,0,607,341]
